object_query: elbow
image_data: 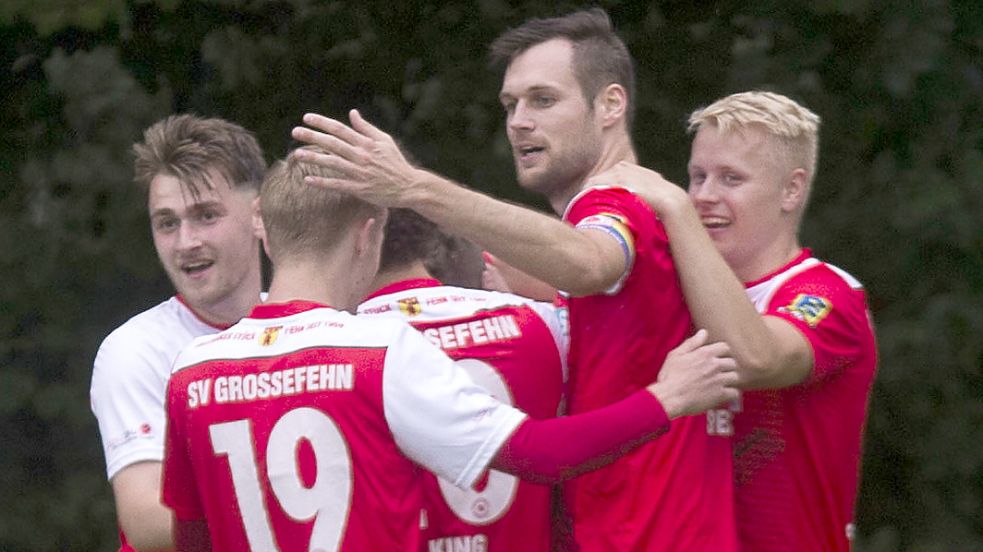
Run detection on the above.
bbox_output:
[564,264,619,297]
[736,350,810,390]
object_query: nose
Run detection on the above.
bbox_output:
[690,178,720,204]
[508,101,535,133]
[176,221,203,251]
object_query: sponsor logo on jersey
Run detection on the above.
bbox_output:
[399,297,422,316]
[260,325,282,346]
[778,294,831,327]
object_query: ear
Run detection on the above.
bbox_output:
[251,197,265,240]
[354,216,384,256]
[781,168,808,213]
[596,83,628,129]
[251,197,272,258]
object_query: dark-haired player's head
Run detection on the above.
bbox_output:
[492,8,636,206]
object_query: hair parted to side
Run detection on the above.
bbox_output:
[688,91,822,184]
[260,147,385,263]
[379,208,441,273]
[133,114,266,199]
[490,7,637,129]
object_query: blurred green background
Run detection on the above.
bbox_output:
[1,1,980,550]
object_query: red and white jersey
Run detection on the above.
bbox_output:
[561,186,737,551]
[162,301,527,552]
[90,295,260,551]
[359,278,567,552]
[91,296,227,480]
[735,250,877,551]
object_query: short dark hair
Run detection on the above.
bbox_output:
[490,8,636,129]
[379,208,442,273]
[133,114,266,199]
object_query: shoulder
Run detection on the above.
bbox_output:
[564,185,651,222]
[765,256,871,332]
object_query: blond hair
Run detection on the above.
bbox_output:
[260,147,384,262]
[133,114,266,199]
[688,91,821,185]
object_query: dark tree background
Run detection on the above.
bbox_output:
[1,1,980,550]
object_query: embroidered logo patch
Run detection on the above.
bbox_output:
[260,326,282,346]
[398,297,422,316]
[778,294,832,327]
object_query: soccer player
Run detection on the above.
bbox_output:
[90,114,266,551]
[291,8,737,550]
[161,150,739,551]
[359,208,568,551]
[594,91,878,551]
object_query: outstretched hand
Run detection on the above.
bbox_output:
[647,329,739,419]
[291,110,425,208]
[590,161,687,217]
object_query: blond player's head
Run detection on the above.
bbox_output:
[259,147,386,265]
[689,91,821,197]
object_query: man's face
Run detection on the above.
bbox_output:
[148,170,259,316]
[499,38,603,200]
[687,124,791,278]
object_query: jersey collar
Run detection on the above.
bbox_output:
[744,248,812,288]
[175,294,235,330]
[364,278,443,301]
[248,300,332,320]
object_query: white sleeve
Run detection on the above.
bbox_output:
[382,324,527,488]
[90,328,170,480]
[528,300,570,383]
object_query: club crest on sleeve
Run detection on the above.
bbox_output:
[398,297,422,316]
[778,294,832,327]
[260,326,282,346]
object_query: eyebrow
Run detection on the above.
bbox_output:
[499,85,558,102]
[149,200,225,219]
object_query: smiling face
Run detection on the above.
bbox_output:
[687,123,803,281]
[499,38,604,205]
[148,170,261,322]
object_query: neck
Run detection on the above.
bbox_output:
[733,237,803,284]
[370,261,433,293]
[186,263,262,327]
[548,130,637,215]
[267,252,368,313]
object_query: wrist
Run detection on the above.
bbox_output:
[647,382,682,420]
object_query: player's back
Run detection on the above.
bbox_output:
[164,302,442,551]
[359,279,566,552]
[562,187,737,551]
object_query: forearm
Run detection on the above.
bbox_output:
[112,462,175,551]
[658,195,799,388]
[409,171,618,295]
[491,389,669,483]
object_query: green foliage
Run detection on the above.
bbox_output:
[1,0,981,549]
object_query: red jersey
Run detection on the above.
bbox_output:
[561,186,737,551]
[162,301,527,552]
[735,250,877,551]
[359,278,567,552]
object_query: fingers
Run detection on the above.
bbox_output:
[674,329,709,354]
[301,113,372,149]
[348,109,390,142]
[291,126,366,164]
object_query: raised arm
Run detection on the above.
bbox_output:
[593,162,813,389]
[291,111,625,296]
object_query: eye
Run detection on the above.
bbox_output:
[724,173,743,185]
[501,99,516,115]
[688,171,706,186]
[153,217,179,233]
[533,94,556,108]
[197,209,221,224]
